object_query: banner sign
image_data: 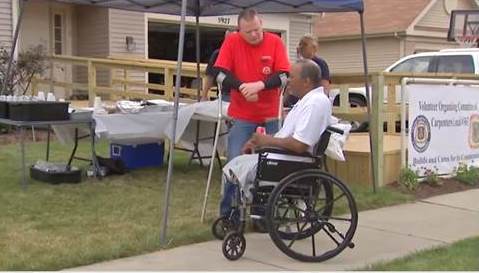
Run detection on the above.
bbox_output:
[408,84,479,176]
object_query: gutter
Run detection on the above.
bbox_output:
[317,31,407,42]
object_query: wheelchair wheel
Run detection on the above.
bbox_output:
[266,169,358,262]
[275,179,333,240]
[212,216,232,240]
[212,213,245,240]
[222,231,246,261]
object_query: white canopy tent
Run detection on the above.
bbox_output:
[6,0,370,245]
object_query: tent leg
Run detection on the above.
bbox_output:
[160,0,188,246]
[359,12,376,193]
[192,8,202,167]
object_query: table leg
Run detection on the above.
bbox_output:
[89,120,100,177]
[19,126,27,190]
[46,125,51,161]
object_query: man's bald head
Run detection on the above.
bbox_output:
[288,60,322,98]
[297,59,322,86]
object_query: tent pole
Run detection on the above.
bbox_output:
[2,0,26,95]
[195,2,200,100]
[160,0,188,246]
[359,11,376,193]
[191,7,203,167]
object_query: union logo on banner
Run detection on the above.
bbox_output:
[469,114,479,148]
[411,115,431,153]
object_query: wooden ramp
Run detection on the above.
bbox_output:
[327,133,401,187]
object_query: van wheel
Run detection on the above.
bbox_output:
[348,95,367,107]
[348,96,368,132]
[350,121,369,132]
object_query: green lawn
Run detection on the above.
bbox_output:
[0,137,412,270]
[361,236,479,270]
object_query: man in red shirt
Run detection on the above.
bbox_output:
[214,8,290,222]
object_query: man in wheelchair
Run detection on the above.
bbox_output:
[216,60,358,262]
[219,59,332,227]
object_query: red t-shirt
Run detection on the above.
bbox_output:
[214,32,290,123]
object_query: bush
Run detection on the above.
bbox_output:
[0,44,47,95]
[399,167,419,191]
[453,162,479,186]
[422,166,442,186]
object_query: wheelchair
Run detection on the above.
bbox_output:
[212,126,358,262]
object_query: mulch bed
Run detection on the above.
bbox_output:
[387,178,479,200]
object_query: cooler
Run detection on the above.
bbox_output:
[110,142,164,170]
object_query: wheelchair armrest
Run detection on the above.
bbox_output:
[256,147,313,157]
[326,125,344,135]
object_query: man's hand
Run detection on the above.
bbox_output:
[200,94,209,102]
[241,133,274,154]
[239,81,265,101]
[250,133,274,148]
[241,139,256,154]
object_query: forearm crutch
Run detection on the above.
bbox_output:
[201,72,226,222]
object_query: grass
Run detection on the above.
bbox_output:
[360,236,479,270]
[0,137,412,270]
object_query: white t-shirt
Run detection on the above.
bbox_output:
[223,86,332,200]
[275,86,332,154]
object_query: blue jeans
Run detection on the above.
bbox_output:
[220,118,279,217]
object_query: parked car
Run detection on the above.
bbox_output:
[331,48,479,131]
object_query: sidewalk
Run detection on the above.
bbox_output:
[67,189,479,271]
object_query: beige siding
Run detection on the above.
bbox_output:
[289,18,311,62]
[417,0,449,29]
[405,36,460,53]
[75,6,109,85]
[20,1,49,52]
[318,37,400,73]
[0,0,12,48]
[416,0,473,31]
[77,6,108,57]
[109,9,145,91]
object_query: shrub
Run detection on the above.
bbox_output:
[453,162,479,186]
[422,166,441,186]
[399,167,419,191]
[0,44,47,95]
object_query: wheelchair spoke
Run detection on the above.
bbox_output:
[311,228,316,256]
[319,215,353,222]
[321,225,341,247]
[287,221,308,248]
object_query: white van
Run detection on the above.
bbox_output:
[330,48,479,131]
[331,48,479,108]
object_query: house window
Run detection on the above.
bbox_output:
[53,14,63,55]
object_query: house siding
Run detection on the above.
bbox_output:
[318,37,400,73]
[289,17,311,62]
[0,0,12,48]
[109,9,146,91]
[416,0,474,31]
[76,5,109,85]
[405,36,459,53]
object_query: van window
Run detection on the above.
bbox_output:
[436,55,474,74]
[389,56,433,73]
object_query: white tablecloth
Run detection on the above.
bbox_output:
[93,100,228,145]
